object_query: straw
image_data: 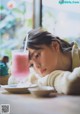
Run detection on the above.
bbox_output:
[24,33,28,52]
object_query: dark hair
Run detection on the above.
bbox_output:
[2,56,9,63]
[25,28,73,52]
[2,56,9,60]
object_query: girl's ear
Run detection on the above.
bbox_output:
[51,41,60,52]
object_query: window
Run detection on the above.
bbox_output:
[0,0,33,59]
[42,0,80,46]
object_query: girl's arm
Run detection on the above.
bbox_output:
[38,67,80,95]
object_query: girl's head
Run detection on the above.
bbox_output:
[25,28,73,76]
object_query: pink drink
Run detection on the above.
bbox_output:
[12,50,29,78]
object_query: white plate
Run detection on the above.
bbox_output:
[1,84,37,94]
[29,86,55,97]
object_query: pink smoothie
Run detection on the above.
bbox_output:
[12,51,29,77]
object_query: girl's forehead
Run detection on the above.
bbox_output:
[29,44,50,50]
[28,44,53,53]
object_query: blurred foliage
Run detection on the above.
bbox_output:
[13,8,23,14]
[0,49,12,60]
[0,5,4,10]
[25,18,32,28]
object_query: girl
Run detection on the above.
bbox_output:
[26,28,80,95]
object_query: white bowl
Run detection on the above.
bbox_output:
[28,86,55,97]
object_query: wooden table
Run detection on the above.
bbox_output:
[0,88,80,114]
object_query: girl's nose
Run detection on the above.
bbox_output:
[33,61,41,69]
[36,63,41,69]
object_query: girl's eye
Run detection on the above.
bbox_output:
[29,63,33,67]
[35,53,40,59]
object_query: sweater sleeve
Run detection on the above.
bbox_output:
[38,67,80,95]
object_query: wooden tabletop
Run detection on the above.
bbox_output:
[0,88,80,114]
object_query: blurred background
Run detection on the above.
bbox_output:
[0,0,80,61]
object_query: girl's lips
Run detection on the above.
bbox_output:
[40,69,46,74]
